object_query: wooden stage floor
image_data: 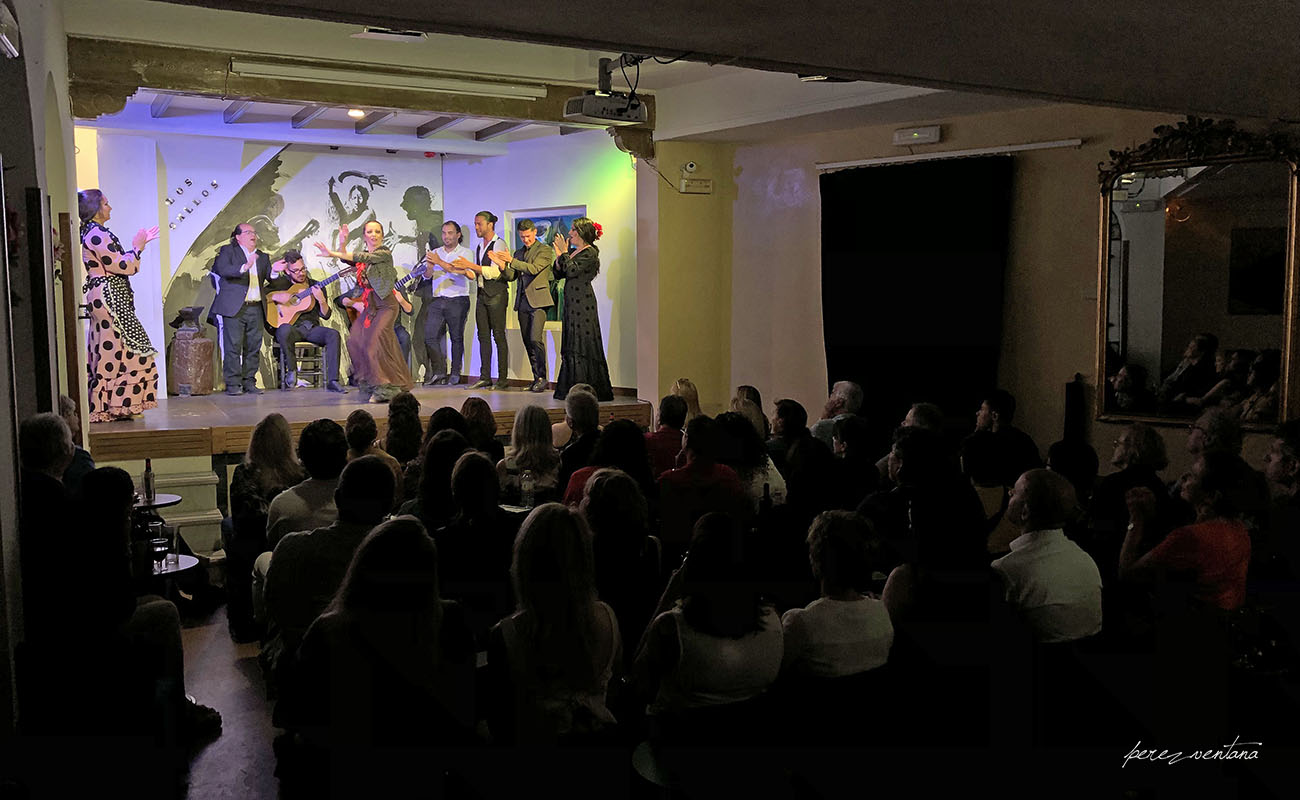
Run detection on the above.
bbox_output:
[88,384,651,461]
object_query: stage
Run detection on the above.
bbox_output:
[88,383,651,461]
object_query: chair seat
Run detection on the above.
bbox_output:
[274,341,325,388]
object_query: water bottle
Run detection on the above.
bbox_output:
[520,469,536,509]
[143,457,156,502]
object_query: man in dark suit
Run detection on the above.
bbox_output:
[211,223,274,395]
[490,218,555,393]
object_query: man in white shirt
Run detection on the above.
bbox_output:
[211,223,275,395]
[992,468,1102,643]
[420,220,476,385]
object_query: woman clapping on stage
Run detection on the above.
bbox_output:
[315,221,412,403]
[79,190,160,423]
[550,218,613,401]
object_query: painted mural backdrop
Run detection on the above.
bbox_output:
[505,206,586,324]
[163,147,443,389]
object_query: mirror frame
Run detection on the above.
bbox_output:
[1095,116,1300,428]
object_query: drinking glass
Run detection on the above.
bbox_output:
[150,538,170,574]
[166,525,181,567]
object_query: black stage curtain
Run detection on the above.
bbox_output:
[819,156,1014,454]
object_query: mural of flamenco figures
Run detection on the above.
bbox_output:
[161,148,441,394]
[163,148,324,392]
[397,185,444,380]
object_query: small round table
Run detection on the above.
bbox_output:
[134,493,182,511]
[153,554,199,576]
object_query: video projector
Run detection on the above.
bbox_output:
[563,91,647,126]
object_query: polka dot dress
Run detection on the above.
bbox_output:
[82,222,158,422]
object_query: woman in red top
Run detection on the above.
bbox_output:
[1121,451,1261,611]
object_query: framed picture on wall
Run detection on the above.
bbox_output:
[504,205,586,329]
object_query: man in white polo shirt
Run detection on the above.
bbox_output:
[420,220,476,385]
[992,468,1102,643]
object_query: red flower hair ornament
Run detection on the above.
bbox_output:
[592,221,603,240]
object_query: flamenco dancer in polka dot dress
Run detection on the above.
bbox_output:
[78,189,161,422]
[549,216,614,401]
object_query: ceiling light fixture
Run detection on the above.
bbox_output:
[229,59,548,100]
[347,108,366,119]
[798,74,828,82]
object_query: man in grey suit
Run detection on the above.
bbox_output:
[489,218,555,393]
[211,223,275,395]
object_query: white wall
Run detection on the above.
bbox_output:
[1117,205,1166,381]
[443,130,637,388]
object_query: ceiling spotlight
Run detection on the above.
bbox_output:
[798,74,828,82]
[347,109,366,119]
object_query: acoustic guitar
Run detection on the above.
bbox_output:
[342,264,425,325]
[265,266,355,327]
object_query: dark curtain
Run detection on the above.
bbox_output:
[819,156,1014,453]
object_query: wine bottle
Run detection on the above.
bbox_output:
[143,457,156,502]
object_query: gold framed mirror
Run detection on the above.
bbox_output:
[1095,117,1300,428]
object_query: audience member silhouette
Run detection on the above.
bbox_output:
[645,394,687,479]
[461,395,506,463]
[435,451,522,639]
[810,380,863,448]
[557,389,601,494]
[225,412,306,641]
[580,468,663,671]
[264,455,396,686]
[275,516,478,798]
[993,469,1102,643]
[486,503,621,745]
[767,397,810,478]
[960,388,1041,488]
[562,418,656,508]
[498,404,561,504]
[781,510,893,678]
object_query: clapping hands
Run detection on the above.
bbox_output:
[133,226,160,252]
[487,249,511,265]
[552,233,566,255]
[1124,487,1158,523]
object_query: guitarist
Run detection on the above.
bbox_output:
[265,249,347,393]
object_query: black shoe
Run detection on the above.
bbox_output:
[423,374,443,386]
[283,372,296,389]
[326,380,348,394]
[469,379,493,389]
[447,375,462,386]
[433,375,451,385]
[529,378,547,393]
[224,387,243,396]
[494,381,511,391]
[244,386,264,395]
[179,698,223,744]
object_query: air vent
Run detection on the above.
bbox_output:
[351,28,428,43]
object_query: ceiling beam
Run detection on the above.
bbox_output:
[67,37,655,130]
[355,111,395,134]
[475,120,531,141]
[291,105,327,128]
[222,100,251,124]
[416,116,461,138]
[149,94,173,119]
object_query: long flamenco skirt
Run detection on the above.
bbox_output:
[87,313,158,422]
[346,295,413,391]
